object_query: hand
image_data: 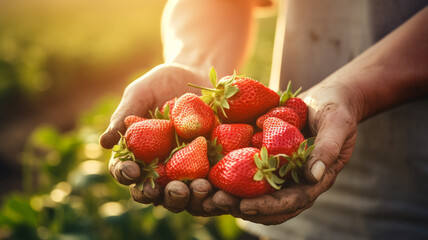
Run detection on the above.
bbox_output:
[100,63,223,215]
[202,80,360,225]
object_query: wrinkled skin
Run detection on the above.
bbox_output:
[100,64,360,222]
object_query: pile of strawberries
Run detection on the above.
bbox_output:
[112,68,314,198]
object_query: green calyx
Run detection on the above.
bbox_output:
[187,67,239,118]
[149,103,170,120]
[112,132,135,162]
[208,137,224,167]
[253,146,284,190]
[139,159,160,190]
[277,137,316,183]
[278,81,302,106]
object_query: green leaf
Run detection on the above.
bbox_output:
[298,140,307,156]
[224,85,239,98]
[268,156,277,169]
[221,98,230,109]
[254,154,263,169]
[260,147,268,163]
[272,174,285,185]
[155,107,164,119]
[291,169,300,183]
[293,87,302,97]
[209,67,218,87]
[253,170,264,181]
[304,145,316,160]
[306,137,316,147]
[265,176,281,190]
[163,104,170,120]
[200,95,213,105]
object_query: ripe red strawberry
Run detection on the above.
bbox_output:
[171,93,216,139]
[279,81,307,128]
[166,136,210,181]
[262,117,314,183]
[251,131,263,149]
[160,97,177,118]
[256,106,301,130]
[210,124,254,155]
[154,163,170,188]
[124,115,146,128]
[140,160,170,189]
[209,147,284,198]
[188,68,279,123]
[113,119,175,164]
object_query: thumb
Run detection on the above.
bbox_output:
[304,105,356,183]
[99,83,154,149]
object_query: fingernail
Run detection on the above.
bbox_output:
[242,210,258,215]
[143,191,156,199]
[311,161,325,181]
[192,190,208,198]
[121,171,134,181]
[215,205,229,212]
[169,191,185,200]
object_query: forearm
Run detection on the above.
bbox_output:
[324,7,428,122]
[161,0,256,79]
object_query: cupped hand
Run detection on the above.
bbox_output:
[100,63,224,215]
[202,80,361,225]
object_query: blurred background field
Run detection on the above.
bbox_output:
[0,0,276,239]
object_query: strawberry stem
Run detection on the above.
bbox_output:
[187,83,222,93]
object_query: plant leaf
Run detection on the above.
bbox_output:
[253,170,264,181]
[163,104,170,120]
[291,169,300,183]
[265,176,281,190]
[209,67,218,87]
[260,147,268,163]
[272,174,285,185]
[254,154,263,169]
[221,98,230,109]
[224,85,239,98]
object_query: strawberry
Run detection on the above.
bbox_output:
[251,131,263,149]
[188,67,279,123]
[139,160,170,189]
[124,115,146,128]
[113,119,175,164]
[153,163,170,188]
[171,93,216,139]
[166,136,210,181]
[161,97,177,116]
[210,124,254,155]
[256,106,301,130]
[262,117,314,183]
[209,147,284,198]
[279,81,308,128]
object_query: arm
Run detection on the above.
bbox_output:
[205,6,428,225]
[100,0,257,214]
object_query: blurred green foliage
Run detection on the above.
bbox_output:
[0,0,276,239]
[0,98,244,240]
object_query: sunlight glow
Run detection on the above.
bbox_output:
[79,160,104,175]
[99,202,125,218]
[84,143,102,159]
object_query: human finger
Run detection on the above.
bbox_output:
[99,81,154,149]
[112,160,141,185]
[163,181,191,213]
[129,181,163,205]
[187,179,213,216]
[304,104,356,183]
[211,190,242,217]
